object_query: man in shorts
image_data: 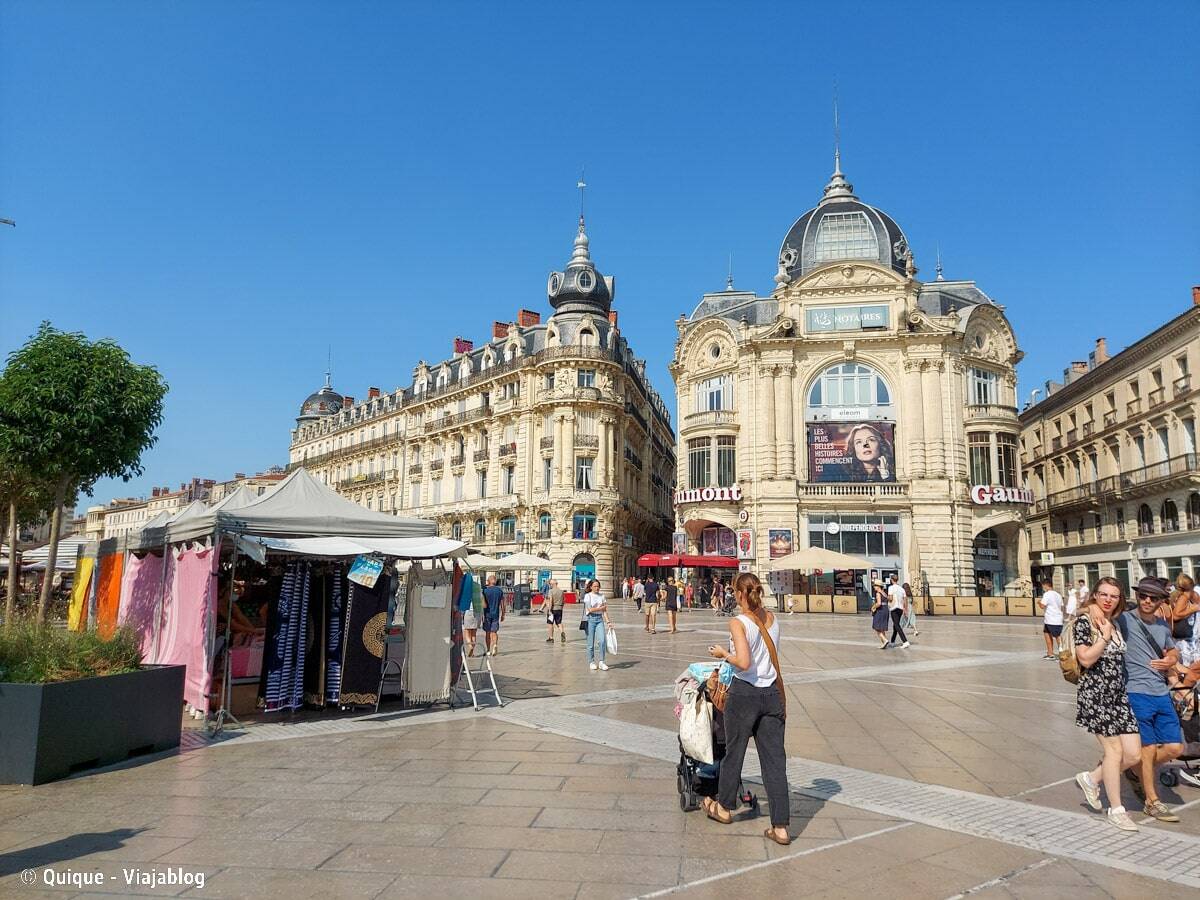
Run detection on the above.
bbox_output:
[481,574,505,657]
[632,577,645,611]
[1038,579,1064,659]
[643,580,660,633]
[1120,576,1183,822]
[664,575,680,633]
[541,578,566,644]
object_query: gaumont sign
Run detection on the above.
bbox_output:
[674,484,743,506]
[970,485,1034,505]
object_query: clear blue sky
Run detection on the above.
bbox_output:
[2,2,1196,509]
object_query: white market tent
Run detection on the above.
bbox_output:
[22,534,91,571]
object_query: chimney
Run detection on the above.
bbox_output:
[367,386,380,399]
[1094,337,1108,364]
[493,321,509,340]
[1071,361,1088,374]
[151,488,160,498]
[342,396,354,409]
[1192,285,1200,306]
[608,310,618,327]
[517,309,541,327]
[454,337,474,354]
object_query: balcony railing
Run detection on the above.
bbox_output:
[498,442,517,458]
[1044,452,1199,511]
[798,482,910,498]
[429,459,444,473]
[1127,398,1142,417]
[682,409,738,431]
[964,403,1019,421]
[450,454,465,467]
[1103,410,1118,428]
[539,436,554,450]
[408,464,423,476]
[337,469,391,490]
[625,402,649,434]
[1175,374,1192,397]
[473,448,489,463]
[1065,429,1078,445]
[1148,387,1166,408]
[424,404,491,434]
[1051,436,1063,451]
[1082,421,1094,437]
[576,434,599,449]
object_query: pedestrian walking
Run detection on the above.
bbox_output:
[1072,577,1144,832]
[621,577,631,603]
[1117,576,1183,822]
[582,579,610,671]
[540,578,566,644]
[901,581,919,636]
[632,577,645,611]
[1038,579,1065,660]
[481,574,505,656]
[665,576,680,633]
[644,584,661,633]
[684,580,695,610]
[886,575,910,648]
[702,572,791,845]
[870,580,890,649]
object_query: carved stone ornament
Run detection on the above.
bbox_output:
[843,341,856,359]
[840,265,855,280]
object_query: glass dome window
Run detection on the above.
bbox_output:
[811,211,878,263]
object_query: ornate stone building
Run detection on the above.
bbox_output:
[1020,291,1200,593]
[288,216,676,589]
[670,156,1029,601]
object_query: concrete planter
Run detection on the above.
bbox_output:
[832,596,857,614]
[0,664,184,785]
[807,595,833,613]
[981,597,1007,616]
[1007,597,1035,616]
[954,596,982,615]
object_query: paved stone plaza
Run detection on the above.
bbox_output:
[3,604,1200,898]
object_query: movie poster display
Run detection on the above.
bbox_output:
[807,422,897,483]
[702,527,718,556]
[768,529,794,559]
[672,532,687,556]
[717,528,736,558]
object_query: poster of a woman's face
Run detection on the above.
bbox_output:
[846,424,895,482]
[807,422,896,483]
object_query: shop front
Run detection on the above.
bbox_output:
[805,513,902,610]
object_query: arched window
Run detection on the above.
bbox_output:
[807,362,892,414]
[573,511,597,540]
[811,211,879,264]
[1138,503,1154,536]
[579,327,597,347]
[460,359,472,379]
[499,516,517,542]
[474,519,486,542]
[436,369,448,388]
[450,522,462,541]
[482,352,494,371]
[537,511,552,539]
[1188,493,1200,530]
[1161,499,1179,533]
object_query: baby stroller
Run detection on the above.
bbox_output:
[676,679,758,813]
[1159,682,1200,788]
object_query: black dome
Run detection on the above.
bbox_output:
[298,383,343,421]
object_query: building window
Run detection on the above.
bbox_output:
[499,516,516,542]
[968,432,991,484]
[573,512,597,540]
[807,362,892,411]
[545,373,555,390]
[478,470,487,498]
[1156,426,1170,461]
[1094,514,1103,542]
[474,519,486,542]
[451,522,462,541]
[716,436,736,486]
[1134,434,1146,468]
[537,512,552,539]
[1116,507,1125,537]
[1161,499,1179,532]
[1077,518,1084,544]
[504,465,516,494]
[578,369,596,388]
[969,368,999,406]
[1138,503,1154,536]
[454,474,464,501]
[410,483,420,508]
[811,211,878,262]
[1188,493,1200,530]
[688,438,712,489]
[696,376,733,412]
[576,457,594,490]
[996,434,1018,488]
[431,478,442,504]
[543,457,553,491]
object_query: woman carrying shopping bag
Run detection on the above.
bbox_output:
[582,579,611,672]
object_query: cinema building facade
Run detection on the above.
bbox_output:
[669,159,1032,602]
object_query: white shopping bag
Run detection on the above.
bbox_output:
[679,694,714,764]
[605,626,619,655]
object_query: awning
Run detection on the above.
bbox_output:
[768,546,872,571]
[680,554,738,568]
[637,553,680,567]
[248,536,466,559]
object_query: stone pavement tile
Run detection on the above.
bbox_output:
[5,806,164,834]
[511,762,636,778]
[177,866,397,899]
[375,874,580,899]
[497,849,680,885]
[141,814,308,840]
[1007,856,1196,897]
[1,830,190,864]
[0,875,98,898]
[453,825,602,853]
[483,789,619,809]
[920,838,1047,877]
[574,882,668,900]
[319,844,507,876]
[560,776,678,795]
[312,765,404,783]
[440,736,542,751]
[598,829,769,860]
[0,828,35,851]
[122,796,271,820]
[235,779,407,800]
[534,807,682,833]
[386,747,479,762]
[278,819,448,846]
[579,752,637,766]
[398,758,518,775]
[433,773,566,791]
[347,784,488,805]
[387,803,541,828]
[244,799,401,823]
[157,837,347,870]
[477,750,584,764]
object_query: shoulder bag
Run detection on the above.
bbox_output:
[707,613,787,717]
[1059,614,1096,685]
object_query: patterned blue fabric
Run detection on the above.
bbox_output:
[325,573,345,704]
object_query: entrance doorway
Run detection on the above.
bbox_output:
[972,527,1005,596]
[572,553,596,594]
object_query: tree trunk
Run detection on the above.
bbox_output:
[4,500,15,626]
[36,480,68,624]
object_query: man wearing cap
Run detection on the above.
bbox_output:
[1119,576,1184,822]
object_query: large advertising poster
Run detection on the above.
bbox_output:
[807,422,897,483]
[768,529,794,559]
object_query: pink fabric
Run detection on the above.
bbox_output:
[155,545,216,713]
[118,552,164,660]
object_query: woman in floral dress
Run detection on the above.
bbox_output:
[1072,576,1144,832]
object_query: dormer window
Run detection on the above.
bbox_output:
[812,211,878,263]
[578,270,594,291]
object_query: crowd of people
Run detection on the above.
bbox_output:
[1058,573,1200,831]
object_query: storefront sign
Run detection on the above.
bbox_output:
[808,423,897,483]
[1039,552,1055,564]
[829,407,870,420]
[806,304,889,333]
[970,484,1034,505]
[837,523,885,532]
[673,484,743,505]
[974,547,1000,559]
[736,528,754,560]
[739,561,753,573]
[768,528,793,558]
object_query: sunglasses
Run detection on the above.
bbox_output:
[1136,593,1159,602]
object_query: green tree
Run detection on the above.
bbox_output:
[0,323,167,623]
[0,461,60,624]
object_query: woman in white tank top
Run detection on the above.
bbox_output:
[702,572,791,846]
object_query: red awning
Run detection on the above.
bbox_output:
[637,553,680,567]
[680,554,739,568]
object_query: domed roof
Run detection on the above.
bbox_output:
[298,377,343,422]
[547,216,614,315]
[775,156,912,284]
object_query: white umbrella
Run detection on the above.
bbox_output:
[768,546,873,571]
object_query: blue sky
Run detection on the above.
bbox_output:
[1,2,1196,509]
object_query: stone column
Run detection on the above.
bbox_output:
[597,418,609,488]
[554,414,565,487]
[904,360,926,478]
[762,363,777,478]
[922,361,945,477]
[776,364,795,478]
[564,413,576,489]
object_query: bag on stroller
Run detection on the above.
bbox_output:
[675,676,757,813]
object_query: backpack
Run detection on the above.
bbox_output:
[1058,614,1095,684]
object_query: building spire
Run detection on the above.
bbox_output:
[726,252,735,290]
[324,346,332,388]
[821,85,856,204]
[935,243,945,281]
[571,171,592,266]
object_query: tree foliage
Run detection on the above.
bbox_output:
[0,323,167,622]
